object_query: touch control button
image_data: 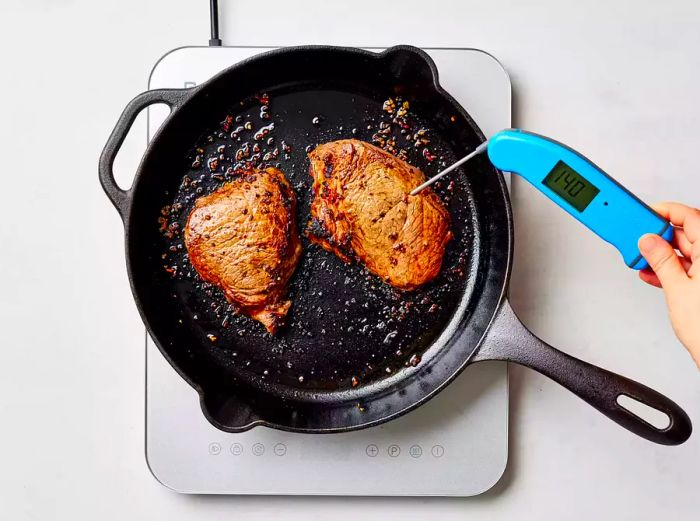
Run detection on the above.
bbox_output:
[409,445,423,458]
[208,442,221,455]
[252,443,265,456]
[365,444,379,457]
[230,443,243,456]
[431,445,445,458]
[274,443,287,456]
[388,444,401,457]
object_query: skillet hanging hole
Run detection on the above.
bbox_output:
[616,394,671,430]
[112,102,172,192]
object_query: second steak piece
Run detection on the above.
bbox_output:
[307,139,452,291]
[184,167,302,334]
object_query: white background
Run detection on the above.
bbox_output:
[0,1,699,519]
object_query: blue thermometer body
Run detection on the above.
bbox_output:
[487,129,672,270]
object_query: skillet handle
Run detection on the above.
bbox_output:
[475,301,692,445]
[98,88,189,219]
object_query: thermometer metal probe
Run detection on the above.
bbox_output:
[411,141,489,195]
[411,129,673,270]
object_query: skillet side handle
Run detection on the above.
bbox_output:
[98,88,189,220]
[475,301,692,445]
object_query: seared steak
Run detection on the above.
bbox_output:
[307,140,451,290]
[184,167,302,333]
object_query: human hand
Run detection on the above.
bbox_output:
[638,202,700,369]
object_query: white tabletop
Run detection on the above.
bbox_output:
[0,0,698,519]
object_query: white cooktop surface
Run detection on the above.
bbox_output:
[145,46,510,495]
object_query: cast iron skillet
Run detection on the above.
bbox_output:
[99,45,691,445]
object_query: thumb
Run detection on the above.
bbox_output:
[638,234,688,291]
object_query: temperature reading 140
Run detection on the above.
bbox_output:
[554,170,585,196]
[542,160,600,212]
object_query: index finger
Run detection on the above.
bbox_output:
[652,202,700,242]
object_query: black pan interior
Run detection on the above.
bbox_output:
[127,47,510,431]
[159,85,477,389]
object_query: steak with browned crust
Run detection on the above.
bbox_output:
[307,140,451,290]
[184,167,302,333]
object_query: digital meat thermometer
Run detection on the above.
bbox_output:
[411,129,673,270]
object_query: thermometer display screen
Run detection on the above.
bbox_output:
[542,160,600,212]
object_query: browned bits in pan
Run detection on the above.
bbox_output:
[382,98,396,114]
[221,115,234,132]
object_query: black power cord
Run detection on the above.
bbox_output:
[209,0,222,46]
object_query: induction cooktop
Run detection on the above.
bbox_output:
[145,46,511,496]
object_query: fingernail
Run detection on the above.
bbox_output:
[638,234,661,254]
